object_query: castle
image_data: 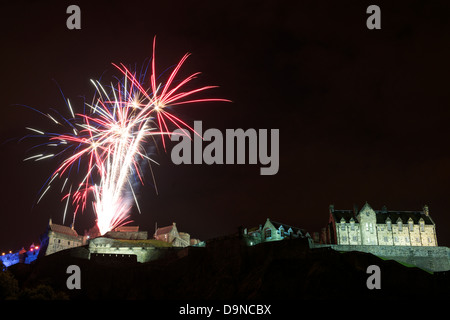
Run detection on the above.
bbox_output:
[1,203,449,272]
[307,202,449,272]
[324,203,438,247]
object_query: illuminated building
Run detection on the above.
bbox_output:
[244,218,312,246]
[154,222,201,247]
[105,225,148,240]
[324,203,438,246]
[39,219,88,256]
[0,244,40,268]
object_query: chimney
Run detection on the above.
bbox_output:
[329,204,334,213]
[423,205,429,216]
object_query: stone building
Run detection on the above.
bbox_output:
[39,219,88,256]
[245,218,311,246]
[325,202,438,247]
[154,222,191,247]
[104,225,148,240]
[88,236,179,264]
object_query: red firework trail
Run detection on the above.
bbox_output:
[23,37,230,235]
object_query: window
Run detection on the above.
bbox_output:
[387,220,392,231]
[342,236,347,242]
[365,223,369,231]
[265,229,271,239]
[341,223,346,231]
[350,218,355,231]
[409,221,414,232]
[398,221,402,231]
[420,222,425,232]
[383,236,388,242]
[394,236,398,242]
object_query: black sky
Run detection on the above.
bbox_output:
[1,0,450,252]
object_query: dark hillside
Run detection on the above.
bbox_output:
[6,236,450,300]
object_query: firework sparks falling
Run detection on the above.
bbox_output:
[22,38,230,235]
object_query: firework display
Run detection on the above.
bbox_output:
[22,38,229,235]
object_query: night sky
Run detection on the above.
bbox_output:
[1,0,450,253]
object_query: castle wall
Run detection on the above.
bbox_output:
[88,237,188,263]
[0,252,20,267]
[312,244,450,272]
[422,225,438,246]
[335,221,438,248]
[392,223,411,246]
[45,231,85,255]
[376,224,394,245]
[336,222,361,245]
[348,224,360,245]
[104,231,148,240]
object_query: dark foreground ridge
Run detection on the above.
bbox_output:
[5,234,450,300]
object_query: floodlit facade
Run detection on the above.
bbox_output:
[40,219,88,255]
[154,222,201,247]
[325,202,438,247]
[245,218,311,246]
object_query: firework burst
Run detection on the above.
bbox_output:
[22,38,230,235]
